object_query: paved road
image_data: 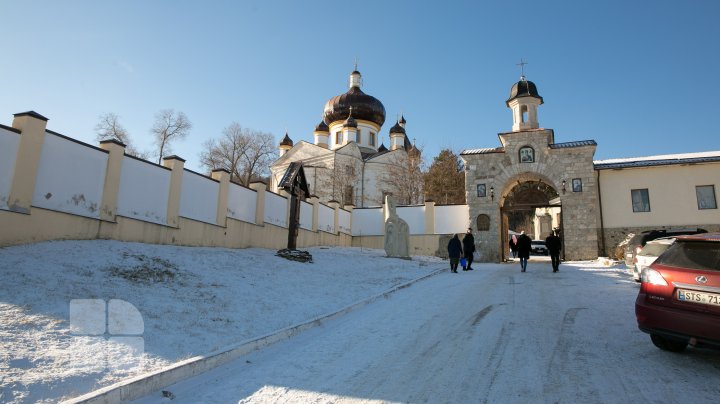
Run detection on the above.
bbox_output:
[135,262,720,403]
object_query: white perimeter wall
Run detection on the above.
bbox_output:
[338,209,351,234]
[179,170,219,224]
[397,206,425,234]
[117,156,171,225]
[227,183,256,224]
[352,208,383,236]
[32,132,108,218]
[318,204,335,233]
[0,128,20,209]
[299,200,312,230]
[435,205,470,234]
[264,192,287,228]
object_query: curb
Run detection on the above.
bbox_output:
[62,265,447,404]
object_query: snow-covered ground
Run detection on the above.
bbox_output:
[133,259,720,403]
[0,240,443,403]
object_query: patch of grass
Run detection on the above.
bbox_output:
[107,253,179,284]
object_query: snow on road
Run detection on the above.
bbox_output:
[135,261,720,404]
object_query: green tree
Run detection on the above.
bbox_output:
[424,149,465,204]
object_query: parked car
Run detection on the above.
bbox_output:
[632,237,676,282]
[635,233,720,352]
[531,240,548,255]
[624,227,708,268]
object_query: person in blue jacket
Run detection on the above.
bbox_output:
[447,234,463,273]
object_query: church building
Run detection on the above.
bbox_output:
[270,68,421,207]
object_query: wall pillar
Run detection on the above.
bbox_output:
[162,155,185,228]
[211,168,230,227]
[308,195,319,232]
[7,111,48,213]
[424,200,436,234]
[98,139,126,222]
[249,181,267,226]
[328,200,340,235]
[279,189,292,227]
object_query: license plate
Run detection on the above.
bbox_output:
[677,289,720,307]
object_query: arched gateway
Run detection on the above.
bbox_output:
[461,74,600,262]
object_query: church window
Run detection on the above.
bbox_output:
[335,131,342,144]
[631,189,651,212]
[521,105,528,123]
[370,132,376,146]
[519,146,534,163]
[345,165,354,176]
[357,129,362,144]
[696,185,717,209]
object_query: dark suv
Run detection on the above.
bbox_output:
[624,228,707,268]
[635,233,720,352]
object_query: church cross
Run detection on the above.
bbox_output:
[516,59,528,78]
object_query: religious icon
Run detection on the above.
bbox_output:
[572,178,583,192]
[476,183,486,197]
[519,146,534,163]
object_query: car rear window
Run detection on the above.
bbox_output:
[654,241,720,271]
[638,243,671,257]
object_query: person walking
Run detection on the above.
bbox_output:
[516,230,531,272]
[462,228,475,271]
[509,235,518,259]
[447,234,463,273]
[545,230,562,272]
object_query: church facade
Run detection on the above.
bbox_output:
[270,69,421,208]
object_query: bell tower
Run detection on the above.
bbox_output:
[506,61,544,132]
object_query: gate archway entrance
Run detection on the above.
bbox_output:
[500,180,563,262]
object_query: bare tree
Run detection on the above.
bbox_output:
[378,148,425,205]
[198,123,275,186]
[94,112,149,159]
[151,109,192,163]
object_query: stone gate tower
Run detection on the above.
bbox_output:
[461,75,600,262]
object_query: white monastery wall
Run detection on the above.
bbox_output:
[299,200,312,230]
[435,205,470,234]
[117,156,171,225]
[32,132,107,219]
[227,182,256,223]
[318,203,335,234]
[338,208,351,234]
[351,208,383,236]
[0,127,20,209]
[263,191,288,228]
[397,206,425,234]
[179,170,219,225]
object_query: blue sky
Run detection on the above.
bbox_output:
[1,1,718,171]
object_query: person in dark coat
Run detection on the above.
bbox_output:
[516,231,532,272]
[509,235,518,259]
[462,228,475,271]
[545,230,562,272]
[447,234,463,273]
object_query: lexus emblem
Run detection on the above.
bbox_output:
[696,276,708,284]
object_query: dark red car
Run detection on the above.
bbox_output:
[635,233,720,352]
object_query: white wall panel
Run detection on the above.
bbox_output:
[435,205,470,234]
[299,200,312,230]
[32,132,107,218]
[227,183,256,223]
[397,206,425,235]
[0,128,20,209]
[318,204,335,234]
[264,192,287,228]
[338,209,351,234]
[179,170,219,224]
[351,208,383,236]
[117,156,171,225]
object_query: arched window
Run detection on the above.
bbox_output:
[476,214,490,231]
[521,105,528,123]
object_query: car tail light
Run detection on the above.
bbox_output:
[635,246,642,254]
[640,268,668,286]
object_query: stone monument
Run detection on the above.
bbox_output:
[383,195,410,258]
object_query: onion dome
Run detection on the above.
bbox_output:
[343,107,358,128]
[389,121,406,134]
[506,77,543,106]
[377,143,388,152]
[323,70,386,127]
[314,120,329,133]
[279,132,293,147]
